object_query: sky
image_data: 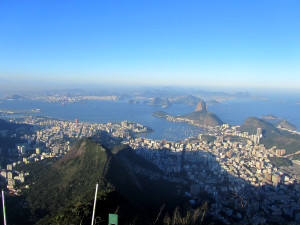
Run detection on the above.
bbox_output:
[0,0,300,91]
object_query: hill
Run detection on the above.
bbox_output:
[239,117,300,155]
[239,117,280,136]
[179,111,223,127]
[17,132,179,224]
[170,95,200,105]
[0,118,32,133]
[178,100,223,127]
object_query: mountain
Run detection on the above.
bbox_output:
[18,132,178,224]
[194,100,207,112]
[2,94,27,100]
[239,117,280,136]
[152,101,223,127]
[170,95,200,105]
[207,100,220,105]
[239,117,300,155]
[179,111,223,127]
[179,101,223,127]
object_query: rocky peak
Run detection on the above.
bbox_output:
[195,100,207,112]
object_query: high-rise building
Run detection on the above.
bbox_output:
[257,128,262,137]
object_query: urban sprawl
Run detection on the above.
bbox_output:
[1,116,300,224]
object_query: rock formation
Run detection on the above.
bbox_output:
[195,100,207,112]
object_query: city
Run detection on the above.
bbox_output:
[1,116,300,224]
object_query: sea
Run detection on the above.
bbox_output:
[0,95,299,142]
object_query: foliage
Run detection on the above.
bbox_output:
[201,135,216,143]
[162,203,208,225]
[152,111,169,119]
[16,136,179,224]
[179,111,223,126]
[268,157,293,167]
[240,117,300,154]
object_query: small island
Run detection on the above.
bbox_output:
[261,115,279,120]
[128,99,140,104]
[144,97,171,108]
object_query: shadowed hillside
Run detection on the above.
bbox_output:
[16,132,179,224]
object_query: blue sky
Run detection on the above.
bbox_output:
[0,0,300,90]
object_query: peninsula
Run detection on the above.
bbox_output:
[153,100,223,127]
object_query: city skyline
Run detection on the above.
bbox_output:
[1,0,300,91]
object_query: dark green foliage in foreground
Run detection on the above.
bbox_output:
[0,118,33,134]
[43,195,209,225]
[269,157,293,168]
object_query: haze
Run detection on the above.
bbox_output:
[0,0,300,92]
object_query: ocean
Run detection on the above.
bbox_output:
[0,96,299,141]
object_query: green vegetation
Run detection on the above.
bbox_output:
[239,117,278,136]
[260,130,300,155]
[268,157,293,167]
[153,111,169,119]
[179,111,223,127]
[14,133,183,224]
[201,135,216,143]
[291,154,300,160]
[240,117,300,155]
[163,204,208,225]
[170,95,200,105]
[274,120,297,131]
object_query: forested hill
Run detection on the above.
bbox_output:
[239,117,300,155]
[16,132,179,224]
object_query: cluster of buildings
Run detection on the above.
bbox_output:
[124,125,300,224]
[1,115,300,223]
[31,95,119,103]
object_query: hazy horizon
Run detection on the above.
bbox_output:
[1,0,300,92]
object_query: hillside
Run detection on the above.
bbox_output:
[16,132,179,224]
[178,100,223,127]
[239,117,280,136]
[274,119,297,131]
[239,117,300,155]
[179,111,223,127]
[170,95,200,105]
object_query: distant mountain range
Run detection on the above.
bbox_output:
[144,97,171,108]
[169,95,201,105]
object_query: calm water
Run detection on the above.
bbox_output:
[209,97,300,130]
[1,97,300,141]
[0,100,203,141]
